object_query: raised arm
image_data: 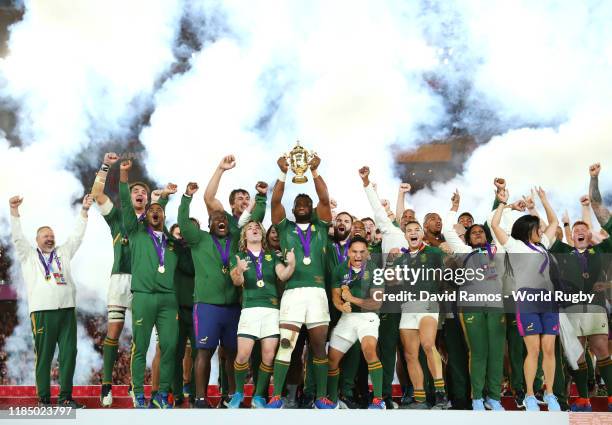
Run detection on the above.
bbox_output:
[250,181,268,224]
[536,187,558,243]
[63,195,92,259]
[490,189,510,246]
[309,156,332,222]
[360,166,401,235]
[178,183,203,246]
[395,182,411,221]
[271,156,288,225]
[580,195,594,230]
[9,196,31,262]
[561,210,573,246]
[91,152,120,207]
[119,160,138,235]
[589,163,611,226]
[443,191,472,254]
[204,155,236,215]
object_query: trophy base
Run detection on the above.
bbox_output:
[292,176,308,184]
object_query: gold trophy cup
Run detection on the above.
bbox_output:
[285,141,316,184]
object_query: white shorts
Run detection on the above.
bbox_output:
[399,312,439,330]
[330,312,379,353]
[565,308,609,337]
[279,287,330,326]
[237,307,280,340]
[107,273,132,308]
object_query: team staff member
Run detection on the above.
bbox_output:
[10,194,92,408]
[90,152,170,407]
[119,160,182,409]
[266,154,337,409]
[327,237,386,409]
[228,221,296,408]
[179,182,241,408]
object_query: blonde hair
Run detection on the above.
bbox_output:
[239,220,268,252]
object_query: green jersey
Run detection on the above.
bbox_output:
[104,197,168,275]
[325,237,350,289]
[392,245,444,294]
[604,217,612,235]
[119,182,183,294]
[178,195,240,305]
[368,241,383,267]
[230,250,280,309]
[550,239,612,307]
[276,216,330,290]
[332,260,379,313]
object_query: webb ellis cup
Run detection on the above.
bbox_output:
[285,140,316,184]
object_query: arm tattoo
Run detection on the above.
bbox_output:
[590,176,610,225]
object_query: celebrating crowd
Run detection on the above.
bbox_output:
[8,152,612,412]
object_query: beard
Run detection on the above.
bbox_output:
[334,227,351,242]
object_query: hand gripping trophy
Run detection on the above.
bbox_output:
[285,141,317,184]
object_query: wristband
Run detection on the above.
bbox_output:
[100,163,110,173]
[278,172,287,183]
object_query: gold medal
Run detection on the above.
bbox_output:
[257,279,265,288]
[222,266,228,274]
[582,272,589,279]
[45,275,51,281]
[303,257,311,265]
[158,265,165,274]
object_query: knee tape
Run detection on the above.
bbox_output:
[108,307,126,323]
[277,328,297,362]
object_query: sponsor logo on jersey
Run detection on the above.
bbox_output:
[135,318,143,326]
[527,323,534,331]
[265,254,272,262]
[465,316,474,324]
[199,337,208,345]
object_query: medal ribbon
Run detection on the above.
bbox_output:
[296,224,312,259]
[334,241,349,263]
[212,236,231,268]
[146,226,167,269]
[347,261,366,287]
[525,242,549,274]
[37,249,56,279]
[247,250,264,282]
[401,243,426,255]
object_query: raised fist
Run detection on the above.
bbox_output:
[494,178,506,192]
[186,182,199,196]
[358,166,370,180]
[219,155,236,171]
[451,189,460,207]
[255,181,268,195]
[103,152,120,166]
[399,183,412,194]
[277,156,289,174]
[580,195,590,207]
[151,190,162,203]
[9,196,23,209]
[309,155,321,171]
[589,163,601,177]
[120,159,132,171]
[163,183,178,196]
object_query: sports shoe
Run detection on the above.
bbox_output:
[251,395,267,409]
[266,395,285,409]
[523,395,539,412]
[313,397,338,409]
[543,393,560,412]
[298,393,314,409]
[368,397,386,409]
[60,398,84,409]
[217,395,230,408]
[400,393,415,408]
[472,398,485,411]
[431,391,448,410]
[151,392,173,409]
[407,400,429,409]
[100,384,112,407]
[38,398,51,408]
[485,397,505,411]
[338,395,360,409]
[514,389,525,409]
[570,398,592,412]
[182,384,191,399]
[228,392,243,409]
[194,397,212,408]
[383,396,398,409]
[283,396,298,409]
[133,393,147,409]
[608,395,612,412]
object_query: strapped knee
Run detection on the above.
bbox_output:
[276,328,297,362]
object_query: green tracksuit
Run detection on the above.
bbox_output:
[101,197,168,385]
[120,182,186,395]
[30,308,77,402]
[443,316,471,407]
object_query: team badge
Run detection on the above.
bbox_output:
[265,254,272,262]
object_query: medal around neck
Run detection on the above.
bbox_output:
[257,279,265,288]
[158,265,165,274]
[303,256,311,265]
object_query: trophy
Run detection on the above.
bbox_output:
[285,140,316,184]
